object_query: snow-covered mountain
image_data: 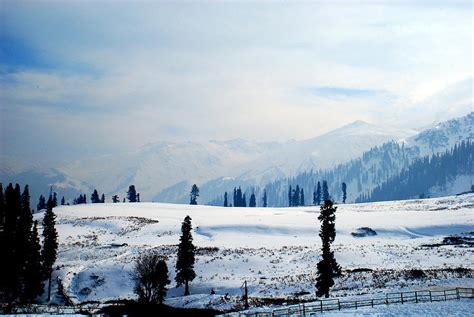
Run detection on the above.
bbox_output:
[154,121,416,203]
[1,112,471,205]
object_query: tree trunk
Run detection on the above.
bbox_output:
[184,279,190,296]
[47,274,52,301]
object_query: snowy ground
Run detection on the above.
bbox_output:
[35,194,474,311]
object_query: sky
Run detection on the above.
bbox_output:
[0,0,472,163]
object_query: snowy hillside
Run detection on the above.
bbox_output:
[40,194,474,308]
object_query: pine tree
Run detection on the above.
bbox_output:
[1,184,23,302]
[42,199,58,302]
[294,185,300,207]
[23,221,44,302]
[242,193,247,207]
[127,185,137,202]
[112,195,119,203]
[101,194,105,203]
[288,185,293,207]
[249,193,256,207]
[37,195,46,211]
[314,182,322,205]
[91,189,100,203]
[189,184,199,205]
[137,193,140,202]
[175,216,196,296]
[155,260,170,304]
[341,182,347,204]
[0,183,4,229]
[262,190,267,207]
[18,185,34,297]
[322,181,329,201]
[52,192,57,207]
[300,188,305,206]
[316,200,340,298]
[61,197,65,205]
[223,192,228,207]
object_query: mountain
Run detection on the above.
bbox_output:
[154,121,416,204]
[246,112,473,207]
[0,156,93,209]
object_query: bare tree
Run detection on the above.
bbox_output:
[132,251,170,304]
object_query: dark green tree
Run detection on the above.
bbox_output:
[42,199,58,302]
[223,192,228,207]
[112,195,119,203]
[316,200,341,298]
[101,194,105,203]
[91,189,100,203]
[22,221,44,302]
[127,185,137,202]
[313,182,321,205]
[262,189,267,207]
[175,216,196,296]
[300,188,305,206]
[249,193,256,207]
[37,195,46,211]
[61,197,65,205]
[322,181,329,201]
[190,184,199,205]
[341,182,347,204]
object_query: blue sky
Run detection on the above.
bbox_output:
[0,1,472,162]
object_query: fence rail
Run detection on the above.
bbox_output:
[218,287,474,317]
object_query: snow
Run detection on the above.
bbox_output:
[34,194,474,310]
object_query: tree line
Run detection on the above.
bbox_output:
[0,183,58,304]
[356,140,474,202]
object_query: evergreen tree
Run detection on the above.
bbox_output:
[42,199,58,302]
[61,197,65,206]
[300,188,305,206]
[0,183,4,229]
[249,193,256,207]
[288,185,293,207]
[223,192,228,207]
[242,193,247,207]
[322,181,329,201]
[175,216,196,295]
[262,190,267,207]
[316,200,340,298]
[18,185,34,295]
[101,194,105,203]
[1,183,22,301]
[112,195,119,203]
[23,221,44,302]
[37,195,46,211]
[293,185,300,207]
[189,184,199,205]
[52,192,57,208]
[341,182,347,204]
[91,189,100,203]
[137,193,140,202]
[127,185,137,202]
[155,260,170,304]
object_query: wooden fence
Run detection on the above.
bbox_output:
[218,287,474,317]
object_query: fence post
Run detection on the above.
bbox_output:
[355,301,358,309]
[385,294,388,305]
[338,299,341,310]
[371,299,374,307]
[456,288,460,300]
[444,290,447,301]
[401,292,404,304]
[320,300,323,313]
[429,291,432,302]
[302,303,305,316]
[415,291,418,303]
